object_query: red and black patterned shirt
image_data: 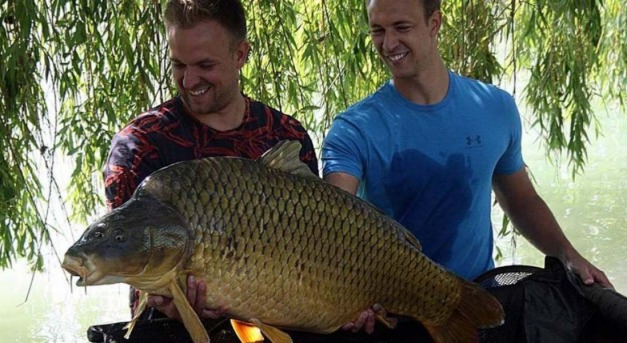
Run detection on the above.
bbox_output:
[104,95,319,210]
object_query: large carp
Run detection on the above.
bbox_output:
[62,140,504,343]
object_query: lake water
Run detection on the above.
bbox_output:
[0,106,625,342]
[494,103,627,293]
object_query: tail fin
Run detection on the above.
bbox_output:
[423,281,504,343]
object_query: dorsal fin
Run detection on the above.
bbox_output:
[258,140,318,180]
[403,228,422,250]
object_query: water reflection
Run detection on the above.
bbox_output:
[0,254,128,342]
[494,106,627,294]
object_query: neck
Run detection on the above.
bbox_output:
[393,56,449,105]
[189,93,246,132]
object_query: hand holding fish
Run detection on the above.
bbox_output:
[342,304,398,334]
[147,275,228,321]
[342,309,376,334]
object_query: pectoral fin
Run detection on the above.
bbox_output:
[230,319,264,342]
[373,304,398,329]
[250,318,292,343]
[170,281,210,343]
[402,228,422,250]
[123,290,148,339]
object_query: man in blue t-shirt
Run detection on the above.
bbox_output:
[322,0,613,333]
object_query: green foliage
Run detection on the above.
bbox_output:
[597,1,627,107]
[440,0,506,83]
[1,0,170,270]
[243,0,387,144]
[0,0,625,269]
[1,0,50,270]
[518,0,603,176]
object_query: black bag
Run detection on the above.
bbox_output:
[88,257,627,343]
[476,256,627,343]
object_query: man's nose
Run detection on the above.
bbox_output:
[383,31,399,51]
[182,68,199,89]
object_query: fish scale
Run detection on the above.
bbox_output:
[62,141,504,343]
[148,156,456,329]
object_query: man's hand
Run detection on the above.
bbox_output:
[563,250,614,289]
[342,304,392,334]
[342,309,376,334]
[147,275,228,320]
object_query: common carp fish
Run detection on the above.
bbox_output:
[62,140,504,343]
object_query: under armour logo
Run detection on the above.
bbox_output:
[466,135,482,147]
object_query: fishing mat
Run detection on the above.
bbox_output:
[87,257,627,343]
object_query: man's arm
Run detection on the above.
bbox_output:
[323,172,359,195]
[492,167,613,288]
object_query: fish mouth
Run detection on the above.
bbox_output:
[62,255,95,286]
[62,254,129,286]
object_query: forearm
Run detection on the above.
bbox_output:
[323,172,359,195]
[493,169,612,287]
[499,193,579,261]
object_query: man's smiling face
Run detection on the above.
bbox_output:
[367,0,439,81]
[168,20,247,117]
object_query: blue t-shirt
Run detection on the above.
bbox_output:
[322,71,524,280]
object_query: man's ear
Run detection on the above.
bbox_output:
[234,40,250,68]
[429,10,442,37]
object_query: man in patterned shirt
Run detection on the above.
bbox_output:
[103,0,318,321]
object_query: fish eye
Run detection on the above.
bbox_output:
[113,229,126,242]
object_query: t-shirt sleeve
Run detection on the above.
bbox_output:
[322,113,365,181]
[494,93,525,175]
[103,125,161,210]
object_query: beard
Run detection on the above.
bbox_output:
[177,77,242,118]
[180,86,228,116]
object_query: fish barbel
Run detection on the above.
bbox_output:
[62,140,504,343]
